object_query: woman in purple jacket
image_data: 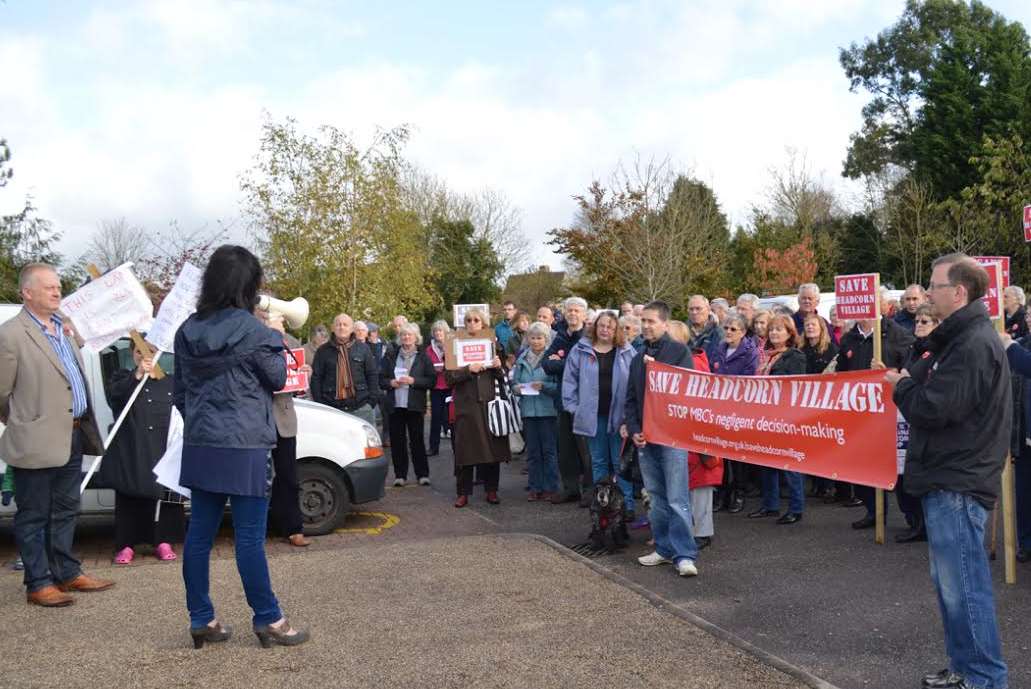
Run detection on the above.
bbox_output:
[710,313,759,513]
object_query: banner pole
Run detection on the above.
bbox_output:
[873,274,885,545]
[993,305,1017,584]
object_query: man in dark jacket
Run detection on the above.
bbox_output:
[836,302,915,525]
[888,254,1009,689]
[543,296,590,504]
[310,313,380,426]
[894,284,926,333]
[621,301,699,577]
[686,295,724,365]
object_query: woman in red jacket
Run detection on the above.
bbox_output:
[689,452,723,550]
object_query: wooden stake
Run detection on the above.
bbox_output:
[991,298,1017,584]
[873,274,885,545]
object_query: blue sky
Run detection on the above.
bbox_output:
[2,0,1030,270]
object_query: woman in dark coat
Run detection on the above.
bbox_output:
[381,323,436,486]
[710,313,758,514]
[175,245,308,649]
[801,312,839,375]
[100,341,186,565]
[445,307,511,507]
[748,314,807,525]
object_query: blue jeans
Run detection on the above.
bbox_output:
[11,431,83,592]
[584,415,634,512]
[923,490,1007,689]
[639,443,698,563]
[524,416,560,493]
[183,487,282,629]
[761,468,805,514]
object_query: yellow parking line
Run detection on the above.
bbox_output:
[334,512,400,535]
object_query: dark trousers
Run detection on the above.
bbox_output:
[429,389,451,453]
[390,409,429,480]
[12,430,83,592]
[556,411,590,496]
[183,487,281,629]
[269,434,303,537]
[857,484,887,519]
[114,492,186,549]
[894,473,924,529]
[457,463,499,496]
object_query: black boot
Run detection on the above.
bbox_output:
[727,489,745,514]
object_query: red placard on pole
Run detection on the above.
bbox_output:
[979,262,1004,320]
[973,256,1010,288]
[1023,205,1031,243]
[834,273,879,320]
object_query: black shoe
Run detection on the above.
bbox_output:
[695,536,711,550]
[922,668,965,688]
[852,515,876,529]
[713,500,725,513]
[895,527,927,543]
[1017,548,1031,563]
[253,619,310,648]
[747,508,778,519]
[776,512,802,525]
[727,492,745,513]
[841,497,864,508]
[190,621,233,649]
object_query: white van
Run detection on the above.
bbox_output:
[757,289,905,321]
[0,303,387,535]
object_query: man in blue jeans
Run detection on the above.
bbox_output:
[889,254,1010,689]
[622,300,698,577]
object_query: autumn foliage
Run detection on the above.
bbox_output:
[754,236,818,295]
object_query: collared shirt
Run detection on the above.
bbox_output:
[24,309,88,418]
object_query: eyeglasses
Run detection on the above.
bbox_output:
[465,318,481,323]
[915,318,936,325]
[725,326,741,332]
[927,282,955,291]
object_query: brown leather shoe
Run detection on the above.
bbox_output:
[27,585,74,607]
[287,534,311,547]
[57,574,115,593]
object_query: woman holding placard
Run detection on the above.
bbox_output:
[446,307,511,507]
[748,313,807,525]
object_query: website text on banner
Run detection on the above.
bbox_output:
[642,361,898,490]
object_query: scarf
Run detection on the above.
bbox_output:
[523,349,545,370]
[335,339,355,401]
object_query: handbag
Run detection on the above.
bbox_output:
[487,374,522,437]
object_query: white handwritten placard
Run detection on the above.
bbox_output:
[146,263,202,353]
[60,263,153,352]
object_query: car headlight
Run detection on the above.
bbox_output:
[361,422,383,458]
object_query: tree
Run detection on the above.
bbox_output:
[754,237,818,295]
[840,0,1031,197]
[80,217,148,272]
[548,158,729,307]
[241,117,436,331]
[0,139,12,188]
[426,217,503,319]
[0,196,63,301]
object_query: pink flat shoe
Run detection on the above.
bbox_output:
[113,547,134,565]
[155,543,177,561]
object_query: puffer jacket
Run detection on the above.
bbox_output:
[711,335,758,375]
[562,338,636,436]
[173,308,286,449]
[510,350,559,418]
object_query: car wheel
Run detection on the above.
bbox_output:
[297,462,352,536]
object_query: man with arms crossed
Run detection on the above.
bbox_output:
[887,254,1009,689]
[0,264,114,606]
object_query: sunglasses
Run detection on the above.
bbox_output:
[465,318,481,323]
[725,326,741,332]
[915,318,936,325]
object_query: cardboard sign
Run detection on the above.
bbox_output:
[60,263,154,352]
[453,303,490,329]
[454,338,494,367]
[642,361,898,489]
[834,273,880,321]
[980,261,1004,319]
[1023,205,1031,243]
[145,263,202,353]
[279,348,308,394]
[444,328,495,370]
[973,256,1010,288]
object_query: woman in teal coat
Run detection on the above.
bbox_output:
[511,321,560,500]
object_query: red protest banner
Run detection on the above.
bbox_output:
[642,361,898,489]
[279,348,308,394]
[973,256,1010,288]
[834,273,879,320]
[979,262,1004,320]
[1024,205,1031,243]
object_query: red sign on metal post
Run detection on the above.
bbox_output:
[1023,205,1031,243]
[980,262,1004,320]
[834,273,880,320]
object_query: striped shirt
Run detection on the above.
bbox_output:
[24,309,89,418]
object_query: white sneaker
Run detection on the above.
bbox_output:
[418,477,431,486]
[393,478,405,487]
[675,559,698,577]
[637,551,671,567]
